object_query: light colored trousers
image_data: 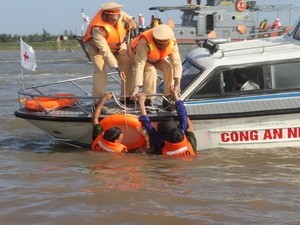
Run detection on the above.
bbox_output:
[140,59,174,100]
[86,43,134,98]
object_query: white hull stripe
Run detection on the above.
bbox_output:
[166,146,188,155]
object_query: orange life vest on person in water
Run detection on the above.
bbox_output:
[91,134,127,153]
[83,10,127,54]
[130,29,175,63]
[162,136,195,156]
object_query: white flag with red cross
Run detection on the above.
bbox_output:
[82,11,90,24]
[81,9,90,34]
[20,37,37,71]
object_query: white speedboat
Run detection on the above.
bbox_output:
[14,18,300,150]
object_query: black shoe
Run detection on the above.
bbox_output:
[145,99,157,114]
[162,96,175,111]
[120,97,136,105]
[145,99,153,107]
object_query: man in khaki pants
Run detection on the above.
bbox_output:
[129,24,182,108]
[83,2,135,100]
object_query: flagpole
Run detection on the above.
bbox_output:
[81,9,90,36]
[20,37,37,90]
[20,67,25,91]
[20,37,25,91]
[81,9,84,36]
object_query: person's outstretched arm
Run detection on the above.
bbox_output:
[138,92,147,116]
[170,86,188,131]
[92,93,112,126]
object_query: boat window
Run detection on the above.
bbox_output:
[181,60,300,101]
[223,66,263,92]
[222,61,300,93]
[181,61,204,91]
[294,25,300,40]
[157,60,203,94]
[206,15,214,32]
[272,61,300,89]
[182,12,198,27]
[187,69,223,100]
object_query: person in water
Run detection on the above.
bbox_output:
[91,93,127,153]
[91,93,151,154]
[137,86,197,156]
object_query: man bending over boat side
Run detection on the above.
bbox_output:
[83,2,135,101]
[129,24,182,109]
[137,87,197,156]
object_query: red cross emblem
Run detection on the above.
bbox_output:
[23,51,29,61]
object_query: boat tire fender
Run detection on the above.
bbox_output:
[236,0,247,12]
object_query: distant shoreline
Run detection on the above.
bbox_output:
[0,40,81,51]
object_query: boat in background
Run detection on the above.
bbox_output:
[149,0,299,55]
[14,17,300,150]
[76,1,299,61]
[150,0,258,44]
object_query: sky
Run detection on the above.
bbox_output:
[0,0,299,35]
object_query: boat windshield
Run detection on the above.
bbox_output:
[181,60,204,91]
[294,22,300,40]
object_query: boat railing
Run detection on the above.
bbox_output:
[16,73,168,115]
[17,75,97,114]
[218,41,296,58]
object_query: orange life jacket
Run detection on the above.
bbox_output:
[130,29,175,63]
[91,134,127,153]
[162,136,196,156]
[83,10,127,54]
[272,21,280,30]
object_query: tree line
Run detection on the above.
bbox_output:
[0,29,76,43]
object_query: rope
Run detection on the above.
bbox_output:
[123,27,133,146]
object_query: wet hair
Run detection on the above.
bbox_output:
[168,128,184,143]
[103,127,122,142]
[157,118,179,136]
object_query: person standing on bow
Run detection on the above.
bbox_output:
[129,24,182,108]
[83,2,135,100]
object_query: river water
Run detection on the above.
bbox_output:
[0,50,300,225]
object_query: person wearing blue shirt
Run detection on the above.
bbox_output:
[138,86,197,154]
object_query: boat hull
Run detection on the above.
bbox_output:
[16,111,300,150]
[26,118,92,147]
[193,112,300,150]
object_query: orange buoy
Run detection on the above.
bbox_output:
[100,114,146,151]
[236,0,247,12]
[25,93,78,111]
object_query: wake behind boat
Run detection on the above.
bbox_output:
[14,17,300,150]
